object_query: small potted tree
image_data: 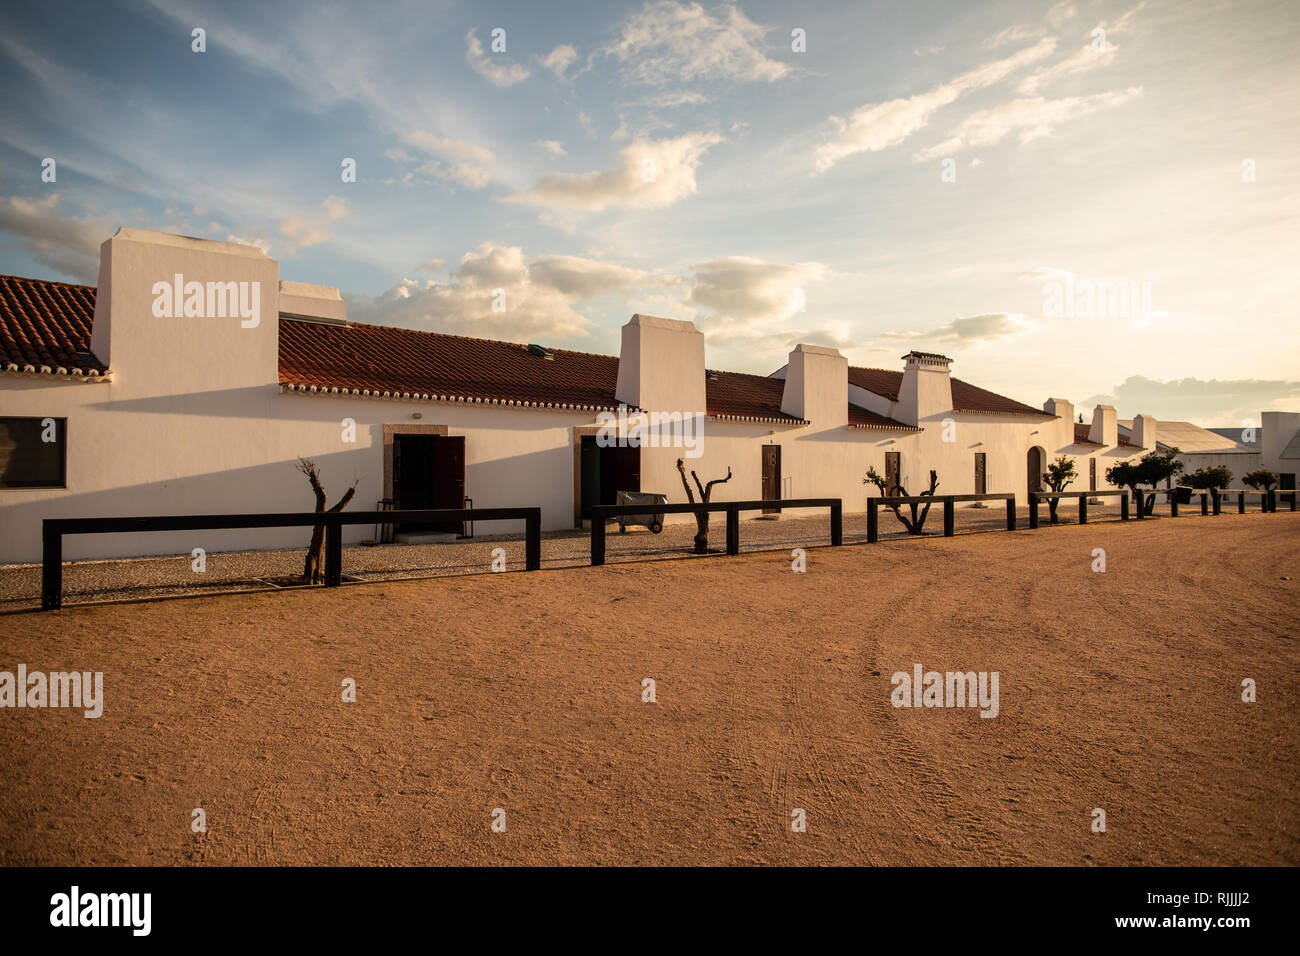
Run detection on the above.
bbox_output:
[1181,466,1232,512]
[1041,456,1077,524]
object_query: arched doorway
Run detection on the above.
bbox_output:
[1027,446,1045,493]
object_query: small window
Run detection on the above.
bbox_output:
[0,417,67,488]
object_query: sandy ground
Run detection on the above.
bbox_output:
[0,513,1296,866]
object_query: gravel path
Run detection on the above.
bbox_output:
[1,501,1131,610]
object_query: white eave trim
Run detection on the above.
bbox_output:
[2,362,111,381]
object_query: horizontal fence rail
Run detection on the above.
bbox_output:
[41,508,542,610]
[1027,489,1130,528]
[868,493,1015,543]
[588,498,841,566]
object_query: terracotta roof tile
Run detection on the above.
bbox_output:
[1073,423,1102,445]
[849,403,917,430]
[0,274,106,375]
[279,319,626,410]
[704,370,805,424]
[848,365,1047,416]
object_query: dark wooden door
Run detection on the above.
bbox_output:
[394,435,434,519]
[762,444,781,513]
[885,451,901,495]
[430,435,465,533]
[394,434,464,534]
[1027,447,1043,493]
[974,452,986,495]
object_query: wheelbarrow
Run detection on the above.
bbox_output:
[616,490,667,534]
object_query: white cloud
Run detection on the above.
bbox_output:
[403,131,494,165]
[396,130,495,189]
[879,312,1033,343]
[348,242,652,342]
[983,25,1043,49]
[684,256,844,356]
[503,131,722,211]
[603,0,791,85]
[535,139,567,157]
[278,195,349,250]
[814,38,1057,172]
[1019,42,1118,94]
[465,29,530,87]
[913,87,1144,161]
[528,255,650,298]
[0,193,108,282]
[1048,2,1079,29]
[226,234,273,256]
[540,44,578,81]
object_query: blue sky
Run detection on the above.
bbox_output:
[1,0,1297,424]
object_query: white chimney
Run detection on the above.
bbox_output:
[615,314,706,415]
[279,280,346,324]
[781,344,847,426]
[897,351,954,426]
[1089,404,1118,446]
[1043,397,1073,421]
[1131,413,1157,450]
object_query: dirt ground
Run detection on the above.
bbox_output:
[1,513,1296,866]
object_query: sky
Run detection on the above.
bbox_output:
[1,0,1297,425]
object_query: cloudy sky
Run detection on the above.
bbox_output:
[1,0,1297,424]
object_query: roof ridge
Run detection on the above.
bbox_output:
[0,273,97,291]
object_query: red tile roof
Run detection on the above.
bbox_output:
[0,275,106,376]
[0,272,1043,429]
[704,370,805,424]
[849,403,918,430]
[279,318,626,411]
[848,365,1048,416]
[1073,423,1102,445]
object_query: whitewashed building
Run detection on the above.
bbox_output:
[5,228,1272,564]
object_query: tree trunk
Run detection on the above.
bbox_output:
[676,458,731,554]
[296,458,358,584]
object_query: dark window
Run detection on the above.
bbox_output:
[0,417,66,488]
[1090,458,1097,491]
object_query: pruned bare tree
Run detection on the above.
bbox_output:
[865,467,939,535]
[296,457,358,584]
[676,458,732,554]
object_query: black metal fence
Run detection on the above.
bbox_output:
[867,493,1016,543]
[41,507,541,610]
[1028,489,1130,528]
[588,498,842,566]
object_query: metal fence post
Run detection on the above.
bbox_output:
[525,510,541,571]
[1121,493,1130,521]
[1170,492,1179,518]
[1212,492,1221,516]
[725,505,739,556]
[1006,496,1016,531]
[1029,493,1039,530]
[41,522,62,611]
[591,509,605,567]
[867,499,878,543]
[943,497,954,537]
[1078,495,1088,525]
[1200,493,1208,516]
[1238,491,1245,514]
[1267,489,1277,513]
[829,500,842,547]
